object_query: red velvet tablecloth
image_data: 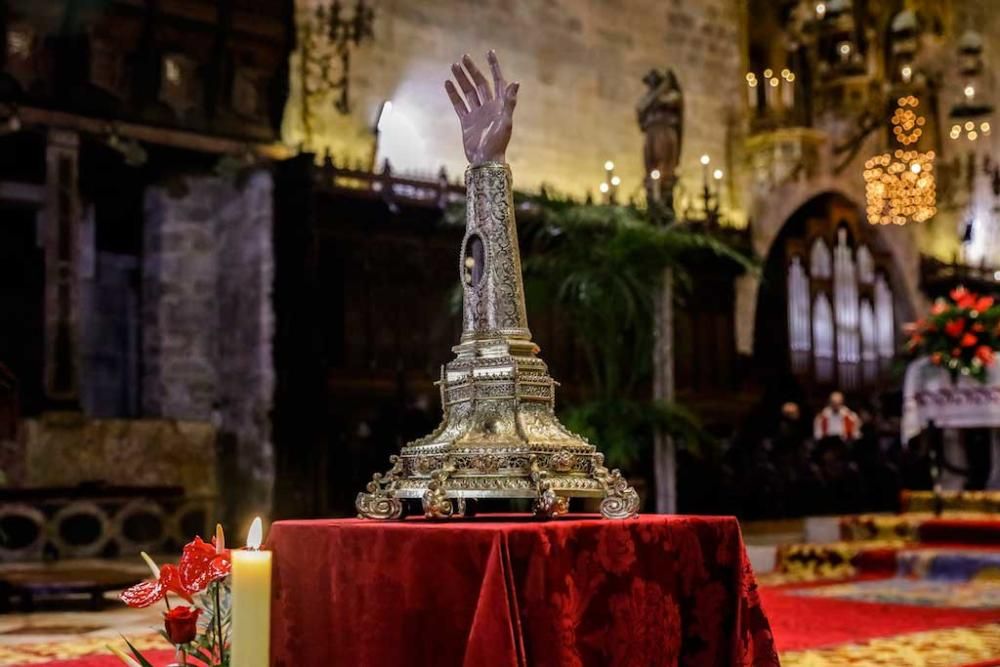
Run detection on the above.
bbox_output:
[268,514,778,666]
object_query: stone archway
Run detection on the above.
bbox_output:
[735,177,924,356]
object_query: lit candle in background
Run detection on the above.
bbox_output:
[781,69,795,109]
[232,517,272,667]
[746,72,758,112]
[763,68,780,110]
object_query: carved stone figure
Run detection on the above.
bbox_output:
[356,52,639,520]
[637,68,683,205]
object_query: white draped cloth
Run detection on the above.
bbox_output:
[902,357,1000,442]
[902,357,1000,490]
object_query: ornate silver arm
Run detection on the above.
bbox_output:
[460,162,530,342]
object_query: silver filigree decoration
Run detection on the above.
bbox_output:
[421,468,455,518]
[356,456,404,520]
[596,466,640,520]
[357,161,641,522]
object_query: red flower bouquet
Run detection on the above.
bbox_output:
[905,286,1000,382]
[112,525,233,667]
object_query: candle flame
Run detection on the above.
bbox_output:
[246,516,263,550]
[215,523,226,554]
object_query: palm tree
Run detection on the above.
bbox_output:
[516,198,755,477]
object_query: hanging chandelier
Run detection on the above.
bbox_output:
[863,95,937,225]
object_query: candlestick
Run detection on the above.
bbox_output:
[231,517,272,667]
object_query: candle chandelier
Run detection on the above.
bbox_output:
[863,96,937,225]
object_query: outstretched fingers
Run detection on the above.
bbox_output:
[487,50,506,98]
[462,54,493,103]
[503,81,520,116]
[445,80,468,117]
[451,61,481,108]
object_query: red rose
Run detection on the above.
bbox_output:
[944,318,966,338]
[164,605,201,645]
[976,346,995,365]
[950,286,976,309]
[961,332,978,348]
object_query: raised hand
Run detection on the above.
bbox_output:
[445,51,519,166]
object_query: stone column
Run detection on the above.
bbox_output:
[143,171,275,524]
[142,183,219,420]
[214,171,276,524]
[652,267,677,515]
[43,129,84,407]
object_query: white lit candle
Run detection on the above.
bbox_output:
[231,517,272,667]
[781,79,794,109]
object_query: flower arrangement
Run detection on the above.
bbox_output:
[905,286,999,382]
[109,525,232,667]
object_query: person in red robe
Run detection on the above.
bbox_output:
[813,391,862,442]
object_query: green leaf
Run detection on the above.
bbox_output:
[122,637,157,667]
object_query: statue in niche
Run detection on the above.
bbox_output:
[637,68,683,208]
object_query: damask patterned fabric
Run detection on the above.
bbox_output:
[269,515,779,666]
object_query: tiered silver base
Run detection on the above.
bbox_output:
[356,337,640,520]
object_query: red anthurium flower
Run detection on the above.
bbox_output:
[120,564,194,608]
[119,578,164,609]
[164,605,202,645]
[179,536,232,594]
[961,332,978,348]
[944,318,966,338]
[976,346,995,365]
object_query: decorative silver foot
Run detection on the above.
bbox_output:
[422,468,455,518]
[533,488,569,518]
[356,456,404,520]
[593,455,640,519]
[530,456,570,518]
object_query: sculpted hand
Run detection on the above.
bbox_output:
[445,51,519,166]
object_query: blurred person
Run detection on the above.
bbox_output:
[814,391,861,442]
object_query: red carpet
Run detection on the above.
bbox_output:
[760,581,1000,652]
[8,649,176,667]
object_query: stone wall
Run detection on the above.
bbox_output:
[21,415,216,497]
[285,0,746,207]
[143,171,275,522]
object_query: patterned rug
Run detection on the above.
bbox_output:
[763,576,1000,666]
[0,633,172,667]
[780,623,1000,666]
[792,578,1000,609]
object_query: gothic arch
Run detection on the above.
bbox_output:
[750,190,915,398]
[737,179,921,356]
